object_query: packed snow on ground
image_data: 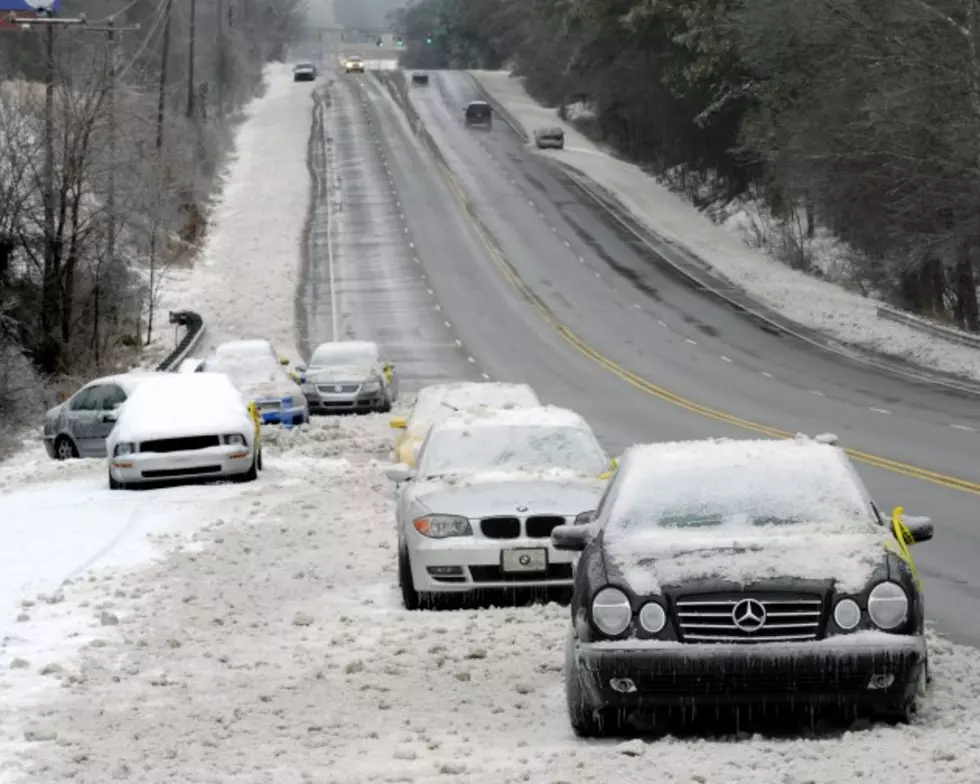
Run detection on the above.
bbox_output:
[1,414,980,783]
[470,70,980,385]
[158,62,316,365]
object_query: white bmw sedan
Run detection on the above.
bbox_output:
[385,405,616,609]
[107,372,261,490]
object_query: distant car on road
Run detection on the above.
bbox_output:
[293,63,317,82]
[387,405,616,609]
[107,372,261,490]
[43,372,156,460]
[197,339,309,426]
[297,340,397,414]
[389,381,541,466]
[411,72,429,86]
[534,126,565,149]
[464,100,492,129]
[344,55,365,74]
[555,435,933,736]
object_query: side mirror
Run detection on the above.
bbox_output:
[390,416,408,429]
[385,464,416,483]
[552,524,592,551]
[892,506,934,544]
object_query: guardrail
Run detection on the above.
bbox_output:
[156,309,206,371]
[876,304,980,349]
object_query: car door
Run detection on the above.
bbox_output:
[66,385,104,456]
[89,384,127,455]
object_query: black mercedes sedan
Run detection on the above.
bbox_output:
[552,435,934,737]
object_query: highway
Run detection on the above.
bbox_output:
[306,54,980,645]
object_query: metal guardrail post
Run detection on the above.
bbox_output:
[876,304,980,349]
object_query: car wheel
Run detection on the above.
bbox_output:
[398,543,424,610]
[257,449,263,471]
[54,436,78,461]
[108,470,122,490]
[565,630,619,737]
[235,455,259,483]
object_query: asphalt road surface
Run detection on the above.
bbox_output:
[317,66,979,646]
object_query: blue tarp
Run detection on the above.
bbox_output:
[0,1,62,13]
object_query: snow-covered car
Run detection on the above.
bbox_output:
[386,406,616,609]
[107,372,262,489]
[344,56,364,74]
[390,381,540,466]
[197,339,308,425]
[555,435,934,736]
[293,62,317,82]
[297,340,397,414]
[42,371,157,460]
[534,126,565,149]
[177,358,204,373]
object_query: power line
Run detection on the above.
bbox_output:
[113,0,168,82]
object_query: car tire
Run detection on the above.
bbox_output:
[257,449,263,471]
[54,436,79,461]
[564,630,619,737]
[108,470,122,490]
[235,455,259,483]
[398,543,424,610]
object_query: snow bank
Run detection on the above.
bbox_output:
[470,70,980,384]
[160,63,317,364]
[3,414,980,782]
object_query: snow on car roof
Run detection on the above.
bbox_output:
[213,339,276,356]
[410,382,540,432]
[434,404,588,431]
[113,372,250,442]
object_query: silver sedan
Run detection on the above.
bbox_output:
[298,340,398,415]
[385,405,615,609]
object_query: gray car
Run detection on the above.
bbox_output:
[534,126,565,149]
[298,340,398,414]
[43,372,156,460]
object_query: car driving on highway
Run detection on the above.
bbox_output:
[390,381,541,465]
[293,63,317,82]
[197,339,308,426]
[298,340,397,414]
[43,371,156,460]
[386,406,616,609]
[107,372,261,489]
[464,100,492,129]
[344,55,364,74]
[534,126,565,149]
[555,435,933,736]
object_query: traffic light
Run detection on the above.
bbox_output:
[396,36,404,48]
[376,36,383,46]
[426,33,433,44]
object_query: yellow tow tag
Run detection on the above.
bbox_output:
[890,506,920,587]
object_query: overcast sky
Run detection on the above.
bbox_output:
[306,0,408,30]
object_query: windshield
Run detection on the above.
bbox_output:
[418,424,607,476]
[309,344,378,368]
[206,355,281,386]
[611,461,875,532]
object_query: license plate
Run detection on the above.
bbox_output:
[501,548,547,573]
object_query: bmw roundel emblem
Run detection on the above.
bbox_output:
[518,554,531,566]
[334,384,343,392]
[517,504,528,512]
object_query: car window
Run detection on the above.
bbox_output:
[69,385,101,411]
[100,384,128,410]
[310,343,379,368]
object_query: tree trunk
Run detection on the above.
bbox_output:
[954,244,979,332]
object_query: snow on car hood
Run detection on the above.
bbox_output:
[239,377,298,401]
[408,469,605,518]
[304,364,379,384]
[604,525,890,596]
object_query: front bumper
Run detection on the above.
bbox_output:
[575,634,926,710]
[109,445,254,485]
[257,405,307,425]
[536,139,564,148]
[408,535,576,593]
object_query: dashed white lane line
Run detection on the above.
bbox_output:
[685,338,697,345]
[657,320,667,327]
[720,355,732,363]
[444,320,452,328]
[950,424,977,432]
[467,356,476,364]
[760,371,773,378]
[809,389,825,396]
[427,288,434,295]
[632,303,642,310]
[481,372,490,380]
[563,240,570,247]
[869,407,891,415]
[454,339,462,347]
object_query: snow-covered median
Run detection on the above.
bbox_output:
[2,414,980,782]
[470,70,980,385]
[162,62,317,364]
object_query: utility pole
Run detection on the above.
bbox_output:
[215,0,225,120]
[186,0,196,120]
[106,18,117,275]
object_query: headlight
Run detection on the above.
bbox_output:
[223,434,246,446]
[591,587,632,636]
[413,514,472,538]
[574,511,595,524]
[867,582,909,630]
[833,598,861,630]
[362,380,381,392]
[113,442,136,456]
[638,601,666,634]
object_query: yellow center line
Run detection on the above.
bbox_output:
[421,107,980,497]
